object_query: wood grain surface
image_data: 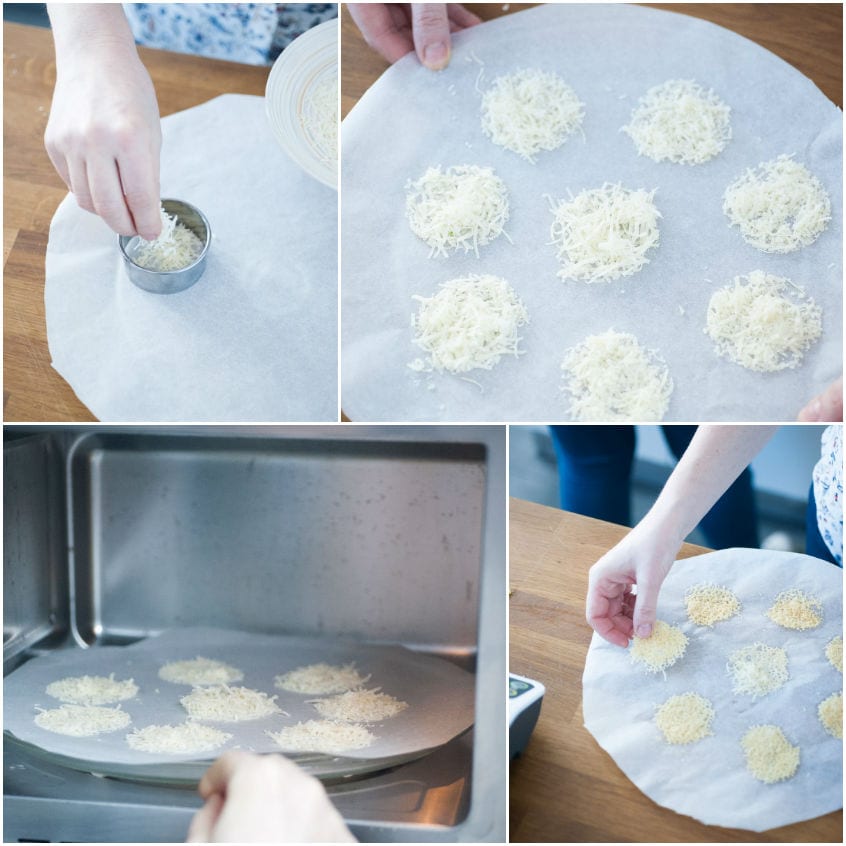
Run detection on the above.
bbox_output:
[509,497,843,842]
[3,22,268,422]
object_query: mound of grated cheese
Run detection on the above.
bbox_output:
[131,207,204,272]
[726,643,789,697]
[409,274,529,374]
[549,183,661,281]
[704,270,822,372]
[312,688,408,723]
[630,620,688,673]
[723,155,831,252]
[480,68,584,162]
[684,583,741,626]
[302,73,338,163]
[818,691,842,739]
[159,657,244,686]
[654,692,714,744]
[180,685,281,722]
[46,673,138,705]
[266,719,375,755]
[126,721,232,754]
[405,165,510,257]
[826,636,843,673]
[622,79,731,165]
[275,663,368,695]
[35,703,131,737]
[561,329,673,421]
[741,724,800,783]
[766,588,823,630]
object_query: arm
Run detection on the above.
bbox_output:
[45,3,162,239]
[586,425,777,646]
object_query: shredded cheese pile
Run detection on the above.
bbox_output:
[158,657,244,686]
[46,673,138,705]
[766,588,823,630]
[312,689,409,723]
[705,270,822,372]
[826,636,843,673]
[622,79,731,165]
[275,663,368,695]
[549,183,661,281]
[654,693,714,744]
[723,155,831,252]
[726,643,789,697]
[35,704,131,737]
[561,329,673,421]
[405,165,510,257]
[180,685,281,722]
[818,691,842,739]
[131,207,204,272]
[480,68,584,162]
[684,583,741,626]
[267,719,375,755]
[126,721,232,754]
[409,274,529,374]
[630,620,688,673]
[302,73,338,163]
[741,725,800,783]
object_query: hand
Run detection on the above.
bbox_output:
[186,750,355,843]
[798,377,843,422]
[348,4,482,70]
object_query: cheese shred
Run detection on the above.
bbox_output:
[826,636,843,673]
[766,588,823,630]
[630,620,688,673]
[126,721,233,754]
[159,657,244,686]
[726,643,789,697]
[266,719,375,755]
[35,704,131,737]
[130,207,204,272]
[275,663,368,695]
[818,691,842,739]
[655,692,714,744]
[46,673,138,706]
[312,688,408,723]
[684,583,741,627]
[741,724,800,783]
[180,685,281,722]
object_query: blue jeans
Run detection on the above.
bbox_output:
[548,425,759,550]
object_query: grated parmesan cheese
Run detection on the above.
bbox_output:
[480,68,584,162]
[726,643,789,697]
[561,329,673,421]
[826,636,843,673]
[158,657,244,686]
[312,688,409,723]
[818,691,842,739]
[266,719,375,755]
[46,673,138,706]
[622,79,731,165]
[684,583,741,627]
[275,663,368,695]
[180,685,281,722]
[741,724,800,783]
[766,588,823,630]
[35,704,131,737]
[130,207,204,272]
[410,274,528,374]
[549,183,661,281]
[126,721,232,754]
[723,155,831,252]
[704,270,822,372]
[405,165,510,257]
[301,73,338,163]
[630,620,688,673]
[654,693,714,744]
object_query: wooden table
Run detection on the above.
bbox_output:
[3,22,269,421]
[509,497,843,842]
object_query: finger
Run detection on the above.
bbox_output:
[118,140,161,240]
[44,136,72,190]
[447,3,483,29]
[590,614,631,648]
[348,4,414,64]
[798,377,843,422]
[411,4,451,70]
[87,154,137,236]
[186,792,223,843]
[198,748,252,799]
[65,157,96,214]
[632,578,660,638]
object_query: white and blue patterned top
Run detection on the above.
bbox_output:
[124,3,337,65]
[813,425,843,566]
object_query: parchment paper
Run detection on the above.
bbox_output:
[582,549,843,831]
[4,628,474,774]
[341,4,842,422]
[45,94,337,422]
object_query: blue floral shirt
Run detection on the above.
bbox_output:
[124,3,337,65]
[813,425,843,566]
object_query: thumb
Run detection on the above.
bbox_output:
[411,4,451,70]
[633,577,660,638]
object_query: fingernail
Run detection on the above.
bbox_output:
[637,624,652,637]
[423,42,449,69]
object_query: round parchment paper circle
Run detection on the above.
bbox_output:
[582,548,843,832]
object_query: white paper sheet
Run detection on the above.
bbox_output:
[4,628,474,774]
[341,4,842,422]
[582,549,843,832]
[45,94,338,422]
